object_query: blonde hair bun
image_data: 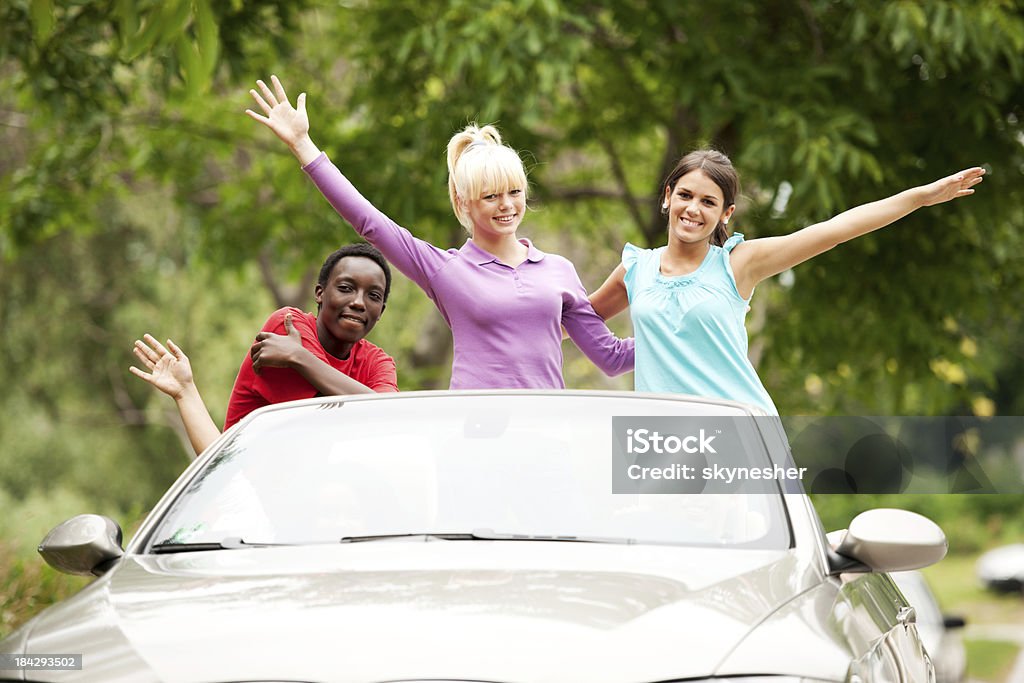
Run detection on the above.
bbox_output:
[446,123,528,232]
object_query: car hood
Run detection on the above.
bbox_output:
[22,541,846,683]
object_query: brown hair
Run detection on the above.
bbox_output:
[662,149,739,247]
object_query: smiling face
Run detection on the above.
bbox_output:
[463,187,526,240]
[664,170,735,246]
[447,127,529,235]
[314,256,387,351]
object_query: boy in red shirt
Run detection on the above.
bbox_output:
[131,244,397,457]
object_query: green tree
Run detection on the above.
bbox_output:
[315,0,1024,413]
[0,0,311,509]
[2,3,1023,508]
[2,0,1023,642]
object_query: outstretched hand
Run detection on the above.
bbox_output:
[918,167,986,207]
[251,313,307,374]
[130,335,195,400]
[245,74,310,150]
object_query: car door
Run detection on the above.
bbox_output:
[841,572,935,683]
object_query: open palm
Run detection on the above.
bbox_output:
[130,335,194,400]
[919,167,985,207]
[245,75,309,147]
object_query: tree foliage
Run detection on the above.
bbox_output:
[322,0,1024,413]
[1,2,1023,524]
[2,0,1024,642]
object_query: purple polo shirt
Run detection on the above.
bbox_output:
[304,153,634,389]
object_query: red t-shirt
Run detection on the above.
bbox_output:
[225,307,398,428]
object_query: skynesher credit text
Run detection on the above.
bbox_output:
[627,463,808,483]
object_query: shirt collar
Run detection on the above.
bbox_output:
[460,238,546,266]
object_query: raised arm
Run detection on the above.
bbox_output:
[245,74,321,166]
[245,75,450,294]
[730,167,985,297]
[130,335,221,458]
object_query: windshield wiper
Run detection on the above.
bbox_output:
[338,530,635,545]
[339,533,483,544]
[151,538,289,554]
[469,529,636,544]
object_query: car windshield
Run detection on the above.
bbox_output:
[147,393,791,550]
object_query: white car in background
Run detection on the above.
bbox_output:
[1,391,947,682]
[977,543,1024,593]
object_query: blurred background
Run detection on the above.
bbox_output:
[2,1,1023,677]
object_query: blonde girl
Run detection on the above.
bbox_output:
[246,75,632,389]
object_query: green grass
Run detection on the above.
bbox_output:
[0,543,90,640]
[923,553,1024,626]
[965,639,1020,682]
[922,553,1023,683]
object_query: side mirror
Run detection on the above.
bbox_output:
[38,514,125,576]
[828,508,946,575]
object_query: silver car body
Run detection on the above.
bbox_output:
[890,570,967,683]
[1,391,936,683]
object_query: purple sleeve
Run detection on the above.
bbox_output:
[303,153,450,294]
[561,266,635,377]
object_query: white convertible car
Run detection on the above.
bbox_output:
[0,391,947,683]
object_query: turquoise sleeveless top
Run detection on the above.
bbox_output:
[622,234,778,414]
